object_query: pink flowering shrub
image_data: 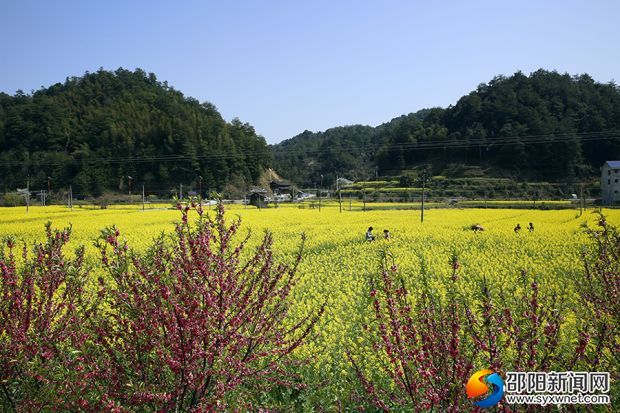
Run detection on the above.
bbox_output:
[0,205,323,412]
[91,203,323,411]
[351,235,619,412]
[349,254,479,412]
[579,214,619,386]
[0,223,98,411]
[464,270,573,375]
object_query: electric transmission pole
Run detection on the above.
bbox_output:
[26,176,30,213]
[337,175,342,213]
[420,171,429,223]
[197,176,203,201]
[127,176,133,195]
[319,174,323,212]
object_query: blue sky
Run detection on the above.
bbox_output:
[1,0,619,144]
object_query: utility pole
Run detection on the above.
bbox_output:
[363,188,366,212]
[319,174,323,212]
[337,175,342,213]
[127,176,133,195]
[583,186,587,211]
[349,192,352,211]
[69,185,73,210]
[142,183,145,211]
[47,176,52,200]
[580,183,584,216]
[41,190,46,207]
[179,184,183,200]
[26,176,30,213]
[197,176,203,200]
[420,171,429,223]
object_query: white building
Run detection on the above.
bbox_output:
[601,161,620,204]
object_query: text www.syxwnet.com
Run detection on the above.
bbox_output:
[505,393,610,406]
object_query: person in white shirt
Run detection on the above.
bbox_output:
[366,227,375,242]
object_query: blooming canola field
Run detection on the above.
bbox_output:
[1,204,617,398]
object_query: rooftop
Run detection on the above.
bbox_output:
[270,179,292,186]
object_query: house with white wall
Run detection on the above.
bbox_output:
[601,161,620,204]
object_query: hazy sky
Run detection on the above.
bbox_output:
[1,0,619,144]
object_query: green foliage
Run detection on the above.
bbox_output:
[3,69,620,195]
[0,68,272,196]
[0,193,24,207]
[274,70,620,185]
[273,125,379,188]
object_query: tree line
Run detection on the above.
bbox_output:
[1,69,619,196]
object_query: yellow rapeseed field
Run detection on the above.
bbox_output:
[1,203,618,396]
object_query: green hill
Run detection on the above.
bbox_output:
[0,68,272,196]
[2,69,619,198]
[273,70,620,187]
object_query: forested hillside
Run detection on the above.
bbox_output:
[2,69,619,197]
[0,68,271,196]
[273,70,620,186]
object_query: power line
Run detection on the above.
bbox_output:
[2,130,619,168]
[274,130,620,156]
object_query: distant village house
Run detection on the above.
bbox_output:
[601,161,620,204]
[269,179,292,195]
[248,188,268,208]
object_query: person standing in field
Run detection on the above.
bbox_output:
[528,222,534,232]
[514,223,521,233]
